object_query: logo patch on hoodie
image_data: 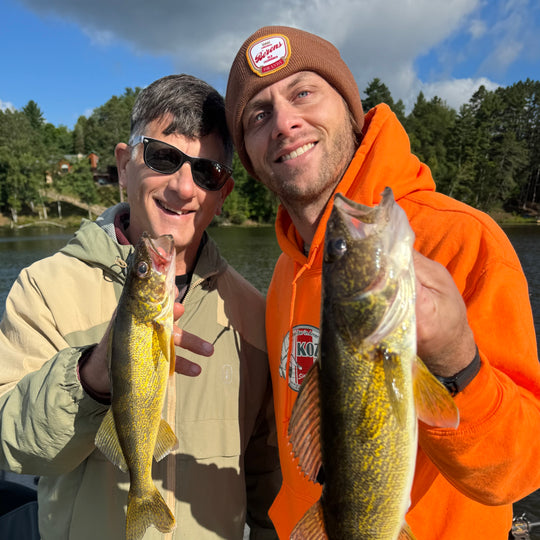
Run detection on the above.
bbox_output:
[279,325,319,391]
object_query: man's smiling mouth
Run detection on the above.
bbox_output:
[279,142,315,162]
[156,199,192,215]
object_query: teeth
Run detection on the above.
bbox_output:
[158,200,188,215]
[281,143,315,162]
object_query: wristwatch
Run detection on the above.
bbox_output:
[436,348,481,396]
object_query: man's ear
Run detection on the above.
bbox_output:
[115,143,131,189]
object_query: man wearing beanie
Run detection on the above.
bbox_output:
[225,25,540,539]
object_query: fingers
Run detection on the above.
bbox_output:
[173,301,185,320]
[172,328,213,377]
[413,251,476,377]
[172,302,214,377]
[174,356,202,377]
[173,327,214,357]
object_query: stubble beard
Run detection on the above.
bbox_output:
[269,122,357,214]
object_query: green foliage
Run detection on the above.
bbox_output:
[22,100,45,130]
[81,88,141,168]
[222,153,278,223]
[363,78,406,123]
[0,108,48,218]
[405,93,456,191]
[63,159,98,205]
[1,78,540,223]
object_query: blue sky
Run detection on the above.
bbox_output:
[1,0,539,130]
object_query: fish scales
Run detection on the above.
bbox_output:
[289,188,458,540]
[96,232,179,540]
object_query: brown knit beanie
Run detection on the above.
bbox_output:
[225,26,364,178]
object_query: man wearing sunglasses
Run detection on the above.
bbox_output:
[225,26,540,539]
[0,74,280,539]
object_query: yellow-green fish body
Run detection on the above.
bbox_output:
[96,232,178,540]
[289,188,459,540]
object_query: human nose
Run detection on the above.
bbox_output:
[271,102,301,139]
[166,163,196,198]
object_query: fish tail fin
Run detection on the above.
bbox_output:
[290,499,328,540]
[126,487,176,540]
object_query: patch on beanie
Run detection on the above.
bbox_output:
[246,33,291,77]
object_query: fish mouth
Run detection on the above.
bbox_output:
[143,233,174,275]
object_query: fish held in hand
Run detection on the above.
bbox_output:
[95,232,178,540]
[288,188,459,540]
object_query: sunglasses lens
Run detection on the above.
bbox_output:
[143,138,230,190]
[145,141,183,174]
[192,162,228,191]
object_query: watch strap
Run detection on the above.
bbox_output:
[436,347,481,396]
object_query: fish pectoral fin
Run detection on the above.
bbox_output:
[290,499,327,540]
[412,356,460,429]
[153,419,179,462]
[288,362,322,483]
[153,322,175,376]
[379,348,408,429]
[95,409,128,473]
[398,521,417,539]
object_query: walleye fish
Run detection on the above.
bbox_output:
[288,188,459,540]
[95,232,178,540]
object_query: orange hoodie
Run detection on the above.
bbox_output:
[265,104,540,539]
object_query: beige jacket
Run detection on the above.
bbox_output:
[0,204,281,539]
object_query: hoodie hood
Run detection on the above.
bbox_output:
[60,203,133,286]
[274,103,436,270]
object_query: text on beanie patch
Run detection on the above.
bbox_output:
[246,34,291,77]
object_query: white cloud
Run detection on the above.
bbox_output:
[468,19,487,39]
[0,100,15,112]
[419,78,500,112]
[17,0,527,114]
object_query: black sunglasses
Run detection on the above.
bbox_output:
[132,136,232,191]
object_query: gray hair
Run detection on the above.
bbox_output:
[129,74,233,166]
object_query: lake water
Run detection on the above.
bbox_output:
[0,223,539,536]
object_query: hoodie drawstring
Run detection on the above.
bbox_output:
[282,246,320,439]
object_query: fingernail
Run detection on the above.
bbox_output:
[189,363,202,376]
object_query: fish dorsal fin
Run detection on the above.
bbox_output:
[95,409,128,472]
[413,356,460,429]
[288,362,322,483]
[290,499,327,540]
[153,419,179,462]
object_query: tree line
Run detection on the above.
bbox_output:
[1,78,539,224]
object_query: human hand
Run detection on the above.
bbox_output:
[172,301,214,376]
[79,298,214,397]
[79,316,114,397]
[414,251,476,377]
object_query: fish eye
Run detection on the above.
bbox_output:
[326,238,347,261]
[136,261,149,277]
